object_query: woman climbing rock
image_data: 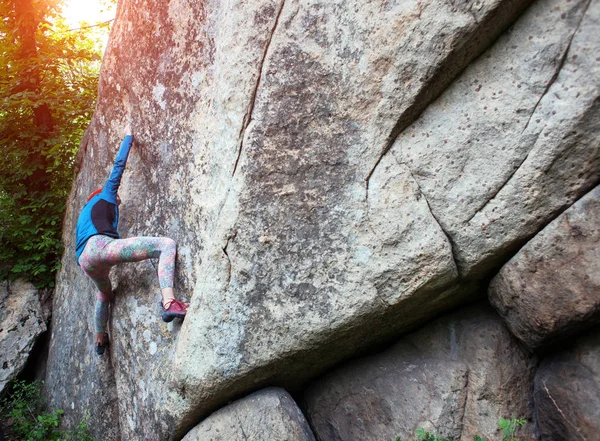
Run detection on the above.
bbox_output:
[75,121,189,355]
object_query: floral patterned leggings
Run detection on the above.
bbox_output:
[79,235,176,333]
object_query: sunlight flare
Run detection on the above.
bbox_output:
[61,0,115,27]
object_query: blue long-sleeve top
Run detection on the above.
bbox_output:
[75,135,133,264]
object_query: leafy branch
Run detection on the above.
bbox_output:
[0,0,107,287]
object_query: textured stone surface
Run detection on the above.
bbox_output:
[46,263,121,441]
[43,0,600,439]
[489,185,600,349]
[182,387,315,441]
[46,0,534,439]
[306,355,469,441]
[0,280,46,395]
[534,327,600,441]
[305,303,537,441]
[173,0,532,431]
[393,0,600,277]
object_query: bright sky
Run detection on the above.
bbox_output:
[61,0,116,28]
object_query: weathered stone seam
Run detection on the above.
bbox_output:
[541,379,586,441]
[462,133,539,225]
[237,413,250,441]
[231,0,287,177]
[394,156,460,271]
[215,0,288,247]
[463,1,591,226]
[521,0,591,136]
[458,368,470,440]
[363,159,457,306]
[365,126,404,196]
[222,235,234,291]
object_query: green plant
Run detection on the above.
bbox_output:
[394,427,454,441]
[61,410,94,441]
[0,380,61,440]
[0,380,94,441]
[393,417,527,441]
[498,418,526,441]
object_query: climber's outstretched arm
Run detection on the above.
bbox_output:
[102,133,133,204]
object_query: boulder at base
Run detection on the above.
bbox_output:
[489,185,600,349]
[0,280,46,394]
[304,303,537,441]
[181,387,315,441]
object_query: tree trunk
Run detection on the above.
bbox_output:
[10,0,54,192]
[12,0,54,134]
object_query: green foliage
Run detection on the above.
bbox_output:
[60,411,94,441]
[394,427,454,441]
[498,418,527,441]
[0,380,94,441]
[0,0,108,287]
[394,418,527,441]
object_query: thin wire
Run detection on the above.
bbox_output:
[66,19,114,32]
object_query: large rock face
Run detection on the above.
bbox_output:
[0,280,46,394]
[44,0,599,439]
[534,327,600,441]
[305,303,537,441]
[489,185,600,349]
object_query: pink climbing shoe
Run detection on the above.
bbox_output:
[161,299,189,323]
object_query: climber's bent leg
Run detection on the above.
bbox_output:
[100,236,179,308]
[80,235,187,338]
[79,236,115,346]
[100,236,176,287]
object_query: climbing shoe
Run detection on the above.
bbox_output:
[96,332,109,356]
[161,299,189,323]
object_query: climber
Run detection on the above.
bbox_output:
[75,121,189,355]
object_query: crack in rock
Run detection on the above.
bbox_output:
[232,0,287,177]
[215,0,288,248]
[364,0,530,196]
[520,0,591,136]
[394,156,460,271]
[221,231,236,290]
[458,368,470,440]
[463,1,592,226]
[542,380,586,441]
[236,412,250,441]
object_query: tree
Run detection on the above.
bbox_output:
[0,0,108,287]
